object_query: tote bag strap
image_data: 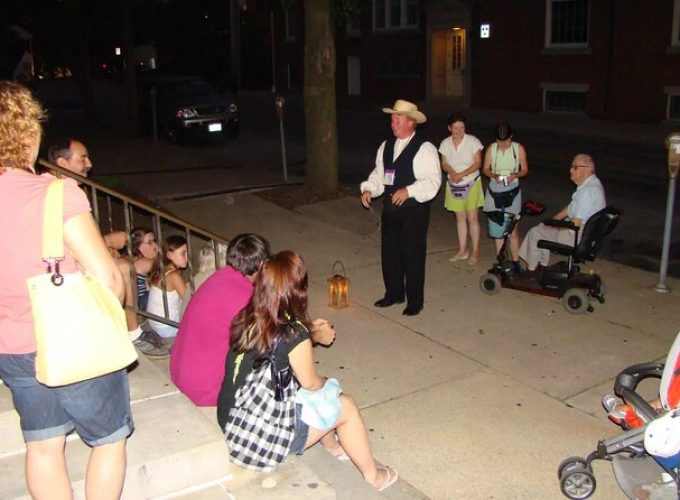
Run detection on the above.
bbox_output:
[42,180,66,262]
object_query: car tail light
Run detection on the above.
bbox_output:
[176,108,197,119]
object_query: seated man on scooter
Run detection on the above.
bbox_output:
[518,153,606,271]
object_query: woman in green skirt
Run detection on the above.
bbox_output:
[438,113,484,265]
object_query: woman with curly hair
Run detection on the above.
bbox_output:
[0,81,132,498]
[217,250,398,491]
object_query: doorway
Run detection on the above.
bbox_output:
[431,28,466,97]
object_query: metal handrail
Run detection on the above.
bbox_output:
[37,159,228,242]
[38,158,229,332]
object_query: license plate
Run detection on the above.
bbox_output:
[208,123,222,132]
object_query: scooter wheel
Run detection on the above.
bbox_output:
[479,273,501,295]
[560,464,596,499]
[562,287,589,314]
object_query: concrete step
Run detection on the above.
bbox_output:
[0,353,231,499]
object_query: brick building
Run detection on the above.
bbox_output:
[472,0,680,123]
[254,0,680,124]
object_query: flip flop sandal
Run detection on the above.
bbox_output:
[378,466,399,492]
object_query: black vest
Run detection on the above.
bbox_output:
[382,134,426,209]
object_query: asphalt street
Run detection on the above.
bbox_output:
[37,80,680,278]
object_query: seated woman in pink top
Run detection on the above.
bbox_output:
[171,234,335,407]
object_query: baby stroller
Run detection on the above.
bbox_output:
[558,332,680,499]
[480,204,621,314]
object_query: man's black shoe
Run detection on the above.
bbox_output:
[402,306,422,316]
[512,261,524,275]
[374,297,404,308]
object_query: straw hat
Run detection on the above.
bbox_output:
[382,99,427,124]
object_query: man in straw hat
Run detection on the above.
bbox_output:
[360,99,441,316]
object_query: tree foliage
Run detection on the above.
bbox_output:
[5,0,154,133]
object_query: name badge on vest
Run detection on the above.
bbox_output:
[384,169,395,186]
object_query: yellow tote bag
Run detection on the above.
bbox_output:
[26,180,137,387]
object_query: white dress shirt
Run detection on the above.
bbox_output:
[360,132,442,203]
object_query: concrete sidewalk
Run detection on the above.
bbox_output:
[2,180,679,498]
[160,187,680,499]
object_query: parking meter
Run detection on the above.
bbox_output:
[655,131,680,292]
[274,96,288,181]
[275,96,286,121]
[666,132,680,178]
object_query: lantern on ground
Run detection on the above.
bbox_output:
[327,261,349,309]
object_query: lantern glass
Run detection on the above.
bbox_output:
[327,261,350,309]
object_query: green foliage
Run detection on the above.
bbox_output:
[334,0,364,34]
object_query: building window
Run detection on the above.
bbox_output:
[542,83,588,113]
[666,88,680,120]
[373,0,419,31]
[545,91,585,112]
[452,31,465,70]
[672,0,680,47]
[346,13,361,37]
[377,58,419,78]
[545,0,589,47]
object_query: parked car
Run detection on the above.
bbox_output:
[139,74,239,144]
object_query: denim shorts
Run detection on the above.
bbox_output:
[0,352,134,446]
[289,403,309,455]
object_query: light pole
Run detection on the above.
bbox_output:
[653,132,680,292]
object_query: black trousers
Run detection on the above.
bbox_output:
[380,202,430,310]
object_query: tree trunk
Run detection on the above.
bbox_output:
[303,0,338,192]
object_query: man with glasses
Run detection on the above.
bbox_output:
[518,153,606,271]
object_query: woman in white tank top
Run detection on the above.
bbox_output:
[147,235,188,338]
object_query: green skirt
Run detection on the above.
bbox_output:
[444,177,484,212]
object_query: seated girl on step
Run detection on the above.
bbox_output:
[146,235,188,339]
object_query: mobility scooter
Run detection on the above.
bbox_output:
[479,203,621,314]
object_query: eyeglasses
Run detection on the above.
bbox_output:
[570,164,590,170]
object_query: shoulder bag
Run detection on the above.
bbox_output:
[489,143,520,208]
[225,333,298,471]
[26,180,137,387]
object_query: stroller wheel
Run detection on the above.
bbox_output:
[560,464,596,499]
[557,456,590,479]
[479,273,502,295]
[562,287,589,314]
